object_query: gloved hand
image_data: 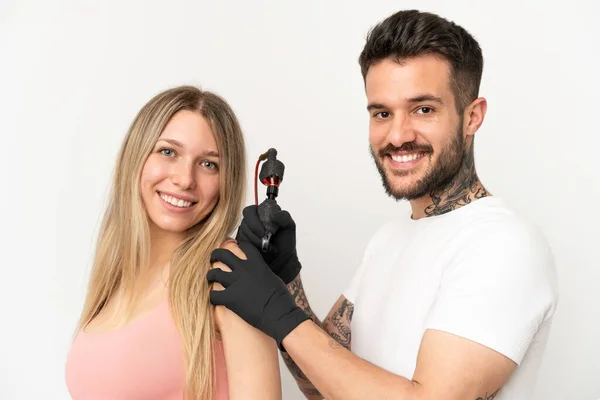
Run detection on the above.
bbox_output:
[207,241,310,350]
[235,204,301,284]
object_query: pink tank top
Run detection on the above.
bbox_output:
[65,297,229,400]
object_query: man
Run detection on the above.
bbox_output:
[207,9,559,399]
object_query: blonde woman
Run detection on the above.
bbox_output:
[65,85,281,399]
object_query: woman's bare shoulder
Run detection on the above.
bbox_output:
[218,238,247,259]
[212,238,247,273]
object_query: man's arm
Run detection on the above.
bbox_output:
[208,214,554,400]
[282,321,515,400]
[282,275,354,399]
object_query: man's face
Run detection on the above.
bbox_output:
[366,55,466,201]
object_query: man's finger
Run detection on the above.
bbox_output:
[206,268,236,288]
[238,240,266,262]
[240,223,280,254]
[242,205,266,237]
[209,289,229,307]
[271,210,296,229]
[210,248,242,271]
[238,222,263,248]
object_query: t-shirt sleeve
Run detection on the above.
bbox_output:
[343,260,365,304]
[424,222,559,365]
[343,225,385,304]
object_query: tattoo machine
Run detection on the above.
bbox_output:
[253,148,285,253]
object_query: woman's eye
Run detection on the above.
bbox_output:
[160,148,175,157]
[202,161,218,170]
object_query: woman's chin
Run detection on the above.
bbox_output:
[149,218,196,235]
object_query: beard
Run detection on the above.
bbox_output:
[371,123,466,201]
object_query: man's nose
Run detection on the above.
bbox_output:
[386,115,417,148]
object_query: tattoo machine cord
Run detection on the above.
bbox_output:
[254,148,285,253]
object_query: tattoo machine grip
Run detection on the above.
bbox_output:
[257,148,285,252]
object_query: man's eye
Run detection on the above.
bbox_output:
[375,111,390,119]
[416,107,433,114]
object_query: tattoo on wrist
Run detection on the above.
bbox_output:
[287,276,321,326]
[475,388,499,400]
[302,388,322,396]
[283,277,357,398]
[280,278,322,394]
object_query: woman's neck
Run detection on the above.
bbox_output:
[148,225,185,271]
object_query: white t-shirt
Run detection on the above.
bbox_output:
[344,196,559,399]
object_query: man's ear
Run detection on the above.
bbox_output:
[464,97,487,137]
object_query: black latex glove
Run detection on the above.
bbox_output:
[207,241,310,350]
[235,204,301,284]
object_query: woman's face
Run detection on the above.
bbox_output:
[140,110,221,236]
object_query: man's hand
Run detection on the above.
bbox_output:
[207,241,310,350]
[208,241,284,400]
[235,205,301,284]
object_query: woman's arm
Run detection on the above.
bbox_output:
[211,240,282,400]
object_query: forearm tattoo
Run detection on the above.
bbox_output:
[287,275,322,327]
[283,276,355,398]
[475,388,499,399]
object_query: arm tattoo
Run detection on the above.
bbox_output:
[475,388,499,400]
[424,141,489,217]
[287,275,322,327]
[283,276,323,397]
[283,276,354,398]
[323,299,354,350]
[281,352,323,398]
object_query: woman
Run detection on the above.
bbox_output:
[65,85,281,399]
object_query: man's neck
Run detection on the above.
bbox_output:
[410,149,490,220]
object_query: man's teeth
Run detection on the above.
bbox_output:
[160,193,193,208]
[391,153,424,163]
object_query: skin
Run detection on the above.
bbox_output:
[85,109,221,332]
[211,242,282,400]
[141,109,222,270]
[85,109,281,399]
[279,55,514,400]
[367,56,489,219]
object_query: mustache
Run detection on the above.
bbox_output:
[377,142,433,158]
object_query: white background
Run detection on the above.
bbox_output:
[1,0,599,399]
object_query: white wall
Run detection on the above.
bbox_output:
[1,0,598,398]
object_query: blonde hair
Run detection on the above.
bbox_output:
[76,85,246,399]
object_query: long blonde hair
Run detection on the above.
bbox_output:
[76,85,246,399]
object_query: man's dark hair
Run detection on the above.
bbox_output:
[359,10,483,113]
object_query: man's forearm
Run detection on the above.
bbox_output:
[283,275,355,398]
[282,320,418,400]
[282,275,325,399]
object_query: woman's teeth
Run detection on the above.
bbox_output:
[160,193,193,208]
